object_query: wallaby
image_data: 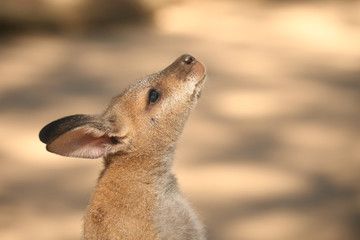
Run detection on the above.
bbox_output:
[39,54,207,240]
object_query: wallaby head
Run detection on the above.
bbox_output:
[39,54,206,161]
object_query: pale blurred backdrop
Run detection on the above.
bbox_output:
[1,0,360,240]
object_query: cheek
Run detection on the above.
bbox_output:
[159,82,195,113]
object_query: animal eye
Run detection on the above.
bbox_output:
[148,89,160,104]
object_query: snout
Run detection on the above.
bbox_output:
[177,54,206,82]
[159,54,206,85]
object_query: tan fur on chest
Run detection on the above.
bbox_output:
[84,156,163,240]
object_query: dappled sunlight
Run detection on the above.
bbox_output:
[280,123,351,151]
[1,0,360,240]
[269,4,360,54]
[1,211,82,240]
[213,90,292,119]
[155,0,360,55]
[222,208,350,240]
[0,37,67,91]
[177,163,311,203]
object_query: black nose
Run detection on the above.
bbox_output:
[183,54,196,64]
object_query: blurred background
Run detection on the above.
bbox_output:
[1,0,360,239]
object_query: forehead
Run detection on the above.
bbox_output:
[107,74,162,105]
[106,64,195,111]
[128,71,184,94]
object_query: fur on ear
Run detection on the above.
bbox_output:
[39,114,118,159]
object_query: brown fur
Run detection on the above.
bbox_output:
[39,54,206,240]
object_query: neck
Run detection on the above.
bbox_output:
[102,150,173,178]
[83,151,173,239]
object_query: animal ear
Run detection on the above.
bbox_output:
[39,114,117,159]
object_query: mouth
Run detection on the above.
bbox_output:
[195,73,206,90]
[197,73,206,86]
[192,73,207,99]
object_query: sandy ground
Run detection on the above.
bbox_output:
[1,0,360,240]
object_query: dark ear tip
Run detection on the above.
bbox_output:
[39,122,57,144]
[39,119,62,144]
[39,126,50,144]
[39,114,92,144]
